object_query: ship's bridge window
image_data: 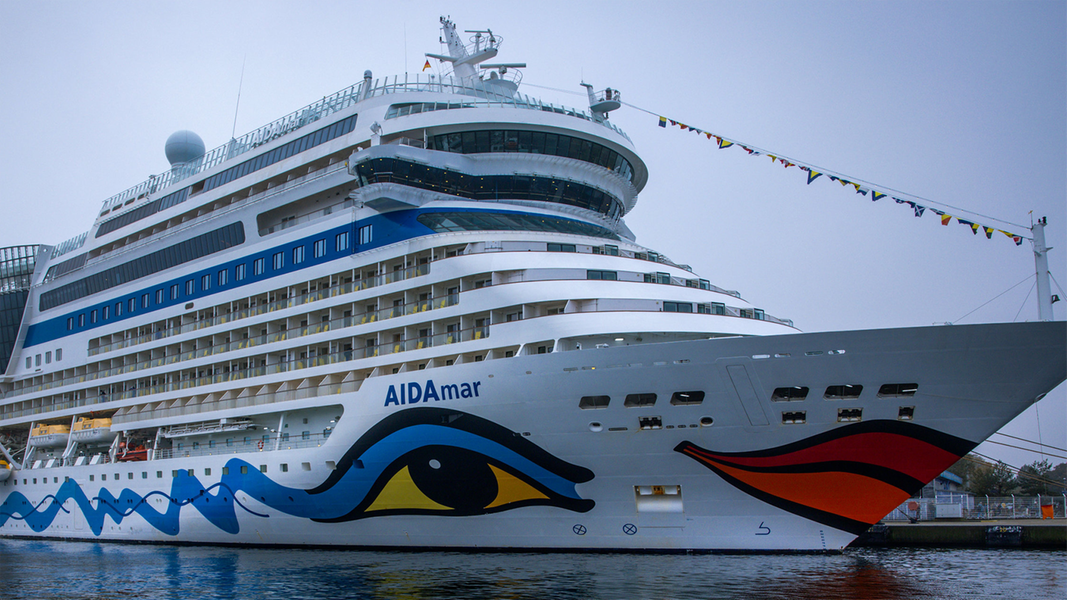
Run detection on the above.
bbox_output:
[426,129,635,183]
[587,270,617,280]
[416,211,619,240]
[352,157,624,219]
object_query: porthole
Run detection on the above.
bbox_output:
[699,416,714,427]
[588,422,603,432]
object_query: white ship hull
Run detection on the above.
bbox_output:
[2,322,1062,551]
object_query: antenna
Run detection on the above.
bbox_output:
[231,56,246,140]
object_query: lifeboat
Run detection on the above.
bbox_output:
[70,417,118,445]
[28,423,70,448]
[0,459,11,481]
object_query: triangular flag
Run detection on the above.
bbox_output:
[782,161,795,168]
[971,222,981,234]
[705,132,712,139]
[872,191,886,201]
[718,139,734,149]
[984,226,995,239]
[1014,236,1023,246]
[806,170,822,184]
[669,120,677,126]
[911,203,926,218]
[941,213,952,226]
[659,116,667,128]
[422,60,432,72]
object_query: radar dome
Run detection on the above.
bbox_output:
[165,130,205,166]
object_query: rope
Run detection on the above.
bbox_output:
[994,431,1067,454]
[954,274,1034,324]
[525,82,1036,235]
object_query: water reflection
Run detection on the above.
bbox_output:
[0,540,1062,600]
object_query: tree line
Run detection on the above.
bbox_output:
[946,455,1066,497]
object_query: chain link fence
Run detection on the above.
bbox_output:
[884,494,1066,521]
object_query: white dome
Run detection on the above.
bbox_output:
[165,130,205,166]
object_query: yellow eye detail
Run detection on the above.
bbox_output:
[363,450,551,515]
[365,466,450,513]
[486,464,549,508]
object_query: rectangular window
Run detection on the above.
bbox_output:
[142,293,150,308]
[273,252,284,270]
[547,243,576,252]
[624,393,657,407]
[78,314,85,327]
[235,263,247,281]
[579,395,610,409]
[128,298,136,313]
[824,385,863,400]
[772,387,809,402]
[185,280,194,295]
[55,348,62,361]
[91,310,98,323]
[201,274,211,291]
[253,258,265,276]
[670,391,705,405]
[102,305,109,320]
[586,270,617,280]
[358,225,373,245]
[25,357,31,369]
[293,246,305,265]
[313,239,326,258]
[336,232,350,252]
[114,302,122,317]
[45,351,51,364]
[67,317,74,331]
[170,284,179,300]
[218,269,228,287]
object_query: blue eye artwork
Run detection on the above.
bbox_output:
[0,408,595,536]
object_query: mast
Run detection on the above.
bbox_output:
[1032,216,1054,321]
[426,17,500,82]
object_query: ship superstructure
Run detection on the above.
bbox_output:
[0,18,1063,551]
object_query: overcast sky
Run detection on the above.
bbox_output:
[0,0,1063,469]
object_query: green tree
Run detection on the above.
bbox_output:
[1051,463,1067,494]
[1017,459,1053,495]
[967,460,1017,496]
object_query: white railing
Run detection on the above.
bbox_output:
[96,73,630,215]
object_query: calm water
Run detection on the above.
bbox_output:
[0,540,1063,600]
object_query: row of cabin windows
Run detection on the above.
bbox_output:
[63,231,350,332]
[782,405,913,425]
[175,431,328,451]
[579,391,705,409]
[4,460,342,487]
[26,349,62,369]
[41,223,245,312]
[771,383,918,402]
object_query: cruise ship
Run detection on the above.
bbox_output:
[1,19,1063,552]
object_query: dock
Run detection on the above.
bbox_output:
[850,519,1066,549]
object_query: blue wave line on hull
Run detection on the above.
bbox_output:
[1,424,590,536]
